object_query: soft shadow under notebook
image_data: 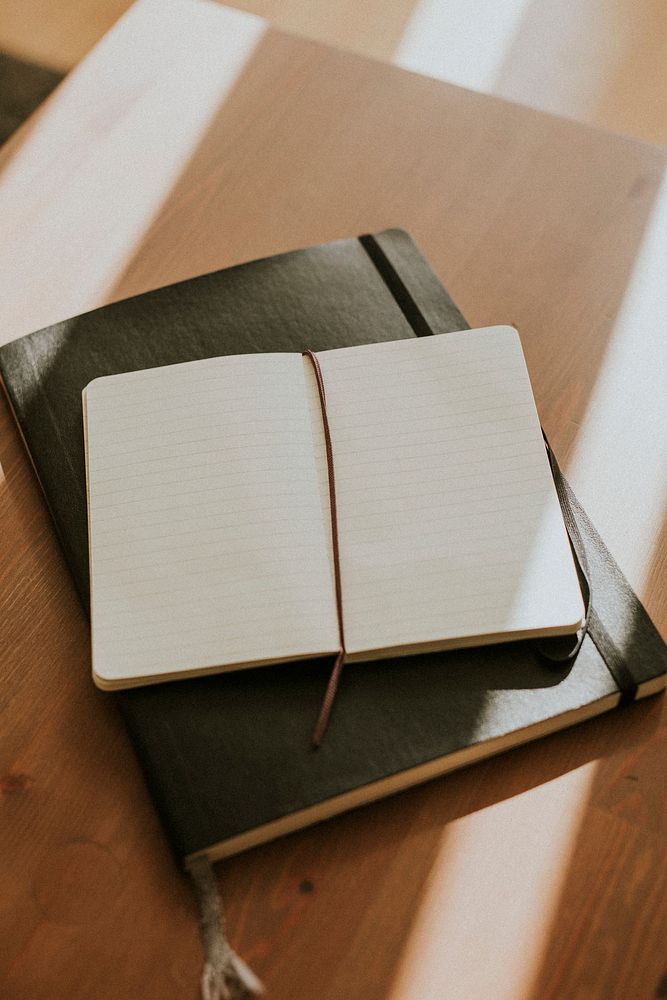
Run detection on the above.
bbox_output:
[0,229,665,863]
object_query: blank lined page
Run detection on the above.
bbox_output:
[84,353,339,689]
[314,327,584,657]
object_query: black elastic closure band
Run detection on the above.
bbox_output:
[588,608,638,705]
[538,433,638,702]
[359,234,437,339]
[536,434,591,664]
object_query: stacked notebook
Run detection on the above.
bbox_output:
[83,326,585,691]
[1,229,665,863]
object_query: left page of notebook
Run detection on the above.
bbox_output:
[84,353,339,689]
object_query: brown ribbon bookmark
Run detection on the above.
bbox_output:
[303,350,347,747]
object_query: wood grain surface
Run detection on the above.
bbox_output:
[0,2,665,998]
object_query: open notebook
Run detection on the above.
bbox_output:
[83,326,584,690]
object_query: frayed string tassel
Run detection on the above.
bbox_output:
[188,855,264,1000]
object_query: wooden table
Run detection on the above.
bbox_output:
[1,2,665,997]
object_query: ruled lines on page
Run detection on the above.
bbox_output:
[84,353,339,688]
[316,328,584,656]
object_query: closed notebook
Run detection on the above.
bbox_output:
[0,230,664,863]
[83,327,584,691]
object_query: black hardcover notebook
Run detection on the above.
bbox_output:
[1,229,665,864]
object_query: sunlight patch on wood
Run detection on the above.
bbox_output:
[0,0,265,345]
[387,763,598,1000]
[394,0,534,92]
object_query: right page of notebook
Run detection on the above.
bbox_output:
[315,327,585,657]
